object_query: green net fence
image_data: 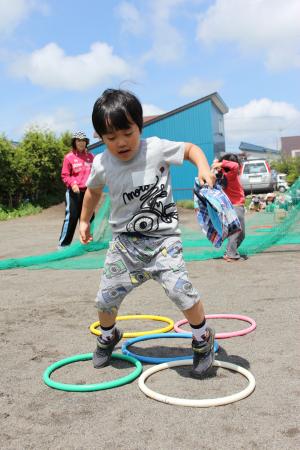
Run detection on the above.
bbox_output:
[1,178,300,270]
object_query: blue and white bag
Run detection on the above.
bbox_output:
[194,179,241,248]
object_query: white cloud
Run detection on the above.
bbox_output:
[225,98,300,149]
[142,23,184,64]
[142,103,166,116]
[10,42,134,90]
[179,77,223,98]
[19,108,78,135]
[116,0,186,64]
[115,1,144,35]
[0,0,48,36]
[18,106,163,141]
[197,0,300,70]
[145,0,187,63]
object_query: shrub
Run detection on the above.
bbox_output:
[0,129,71,209]
[271,157,300,184]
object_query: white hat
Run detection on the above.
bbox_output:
[72,131,89,141]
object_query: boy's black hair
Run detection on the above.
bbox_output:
[92,89,143,137]
[219,153,241,166]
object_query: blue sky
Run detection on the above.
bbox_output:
[0,0,299,150]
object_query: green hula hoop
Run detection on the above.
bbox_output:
[43,352,143,392]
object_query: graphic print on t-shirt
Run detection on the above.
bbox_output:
[123,165,178,233]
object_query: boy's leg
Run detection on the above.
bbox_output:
[92,237,138,368]
[183,302,215,378]
[152,237,215,377]
[93,310,123,369]
[183,300,205,325]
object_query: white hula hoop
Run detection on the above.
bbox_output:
[138,359,255,407]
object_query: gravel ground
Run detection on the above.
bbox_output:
[0,204,299,450]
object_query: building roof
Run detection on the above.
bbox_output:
[88,92,228,152]
[143,115,159,123]
[141,92,228,127]
[239,141,279,155]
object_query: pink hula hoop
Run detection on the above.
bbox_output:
[174,314,256,339]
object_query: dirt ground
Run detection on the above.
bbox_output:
[0,204,299,450]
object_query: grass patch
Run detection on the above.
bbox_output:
[245,197,252,208]
[176,200,194,209]
[0,202,43,221]
[0,191,64,221]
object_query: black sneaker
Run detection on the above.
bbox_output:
[93,328,123,369]
[191,327,215,378]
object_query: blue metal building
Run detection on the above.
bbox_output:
[89,92,228,200]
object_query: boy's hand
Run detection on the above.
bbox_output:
[79,221,93,244]
[198,171,216,188]
[72,184,80,193]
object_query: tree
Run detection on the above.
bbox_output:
[0,129,71,208]
[271,156,300,184]
[60,131,72,152]
[0,135,20,207]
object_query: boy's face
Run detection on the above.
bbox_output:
[102,123,141,161]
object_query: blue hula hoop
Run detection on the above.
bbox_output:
[122,332,219,364]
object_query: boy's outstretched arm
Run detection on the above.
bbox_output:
[79,187,102,244]
[184,143,216,187]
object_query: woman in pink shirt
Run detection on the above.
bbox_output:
[58,131,94,248]
[212,153,246,262]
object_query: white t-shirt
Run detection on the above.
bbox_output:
[87,137,185,236]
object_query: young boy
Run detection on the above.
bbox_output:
[79,89,216,378]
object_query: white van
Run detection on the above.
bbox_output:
[240,159,275,194]
[276,173,289,192]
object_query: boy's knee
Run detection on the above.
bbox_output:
[164,277,200,310]
[95,285,128,312]
[95,304,118,315]
[170,293,199,311]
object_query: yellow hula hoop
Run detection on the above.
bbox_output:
[89,314,174,338]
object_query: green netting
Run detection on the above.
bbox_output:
[1,179,300,270]
[0,196,112,271]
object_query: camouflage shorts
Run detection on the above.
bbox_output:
[95,233,200,313]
